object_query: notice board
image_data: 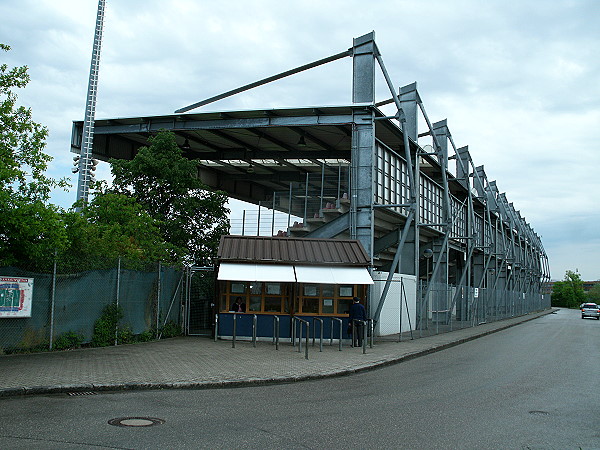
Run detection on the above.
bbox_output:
[0,277,34,318]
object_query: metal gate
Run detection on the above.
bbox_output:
[185,267,215,336]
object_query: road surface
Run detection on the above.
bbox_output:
[0,308,597,449]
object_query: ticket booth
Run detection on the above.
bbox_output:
[215,235,373,339]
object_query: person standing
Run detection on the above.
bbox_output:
[348,296,367,347]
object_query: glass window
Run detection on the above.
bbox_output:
[304,285,318,296]
[296,283,366,315]
[231,283,245,294]
[322,285,334,297]
[337,298,353,314]
[266,283,281,295]
[220,295,228,312]
[248,296,262,312]
[250,283,262,295]
[221,281,291,314]
[339,285,353,297]
[264,297,282,312]
[222,281,364,316]
[322,298,334,314]
[302,298,319,314]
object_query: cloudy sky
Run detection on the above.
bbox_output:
[1,0,598,281]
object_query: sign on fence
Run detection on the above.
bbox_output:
[0,277,34,318]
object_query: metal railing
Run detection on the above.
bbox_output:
[232,313,237,348]
[216,313,381,358]
[273,315,280,350]
[367,318,374,348]
[231,313,258,349]
[311,317,324,352]
[252,314,257,347]
[292,317,310,359]
[330,317,343,351]
[214,313,219,342]
[350,319,369,354]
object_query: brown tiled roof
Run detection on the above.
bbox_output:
[217,235,370,266]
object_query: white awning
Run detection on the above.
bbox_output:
[217,263,296,282]
[294,265,374,285]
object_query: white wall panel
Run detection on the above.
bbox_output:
[371,271,417,336]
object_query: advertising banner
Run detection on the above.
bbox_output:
[0,277,34,318]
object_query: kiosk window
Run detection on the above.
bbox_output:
[266,283,281,295]
[248,296,262,312]
[297,284,364,315]
[322,285,334,297]
[304,285,318,296]
[250,283,262,295]
[231,283,245,294]
[302,298,319,314]
[220,281,289,314]
[322,298,334,314]
[339,285,353,297]
[264,297,282,312]
[337,298,353,314]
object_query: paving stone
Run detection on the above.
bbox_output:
[0,311,553,397]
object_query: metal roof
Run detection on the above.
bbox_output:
[217,235,370,266]
[71,104,429,207]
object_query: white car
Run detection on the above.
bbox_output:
[581,303,600,320]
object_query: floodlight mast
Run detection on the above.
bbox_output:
[75,0,105,211]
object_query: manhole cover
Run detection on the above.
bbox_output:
[108,417,165,427]
[528,410,550,416]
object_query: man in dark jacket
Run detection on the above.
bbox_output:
[348,296,367,347]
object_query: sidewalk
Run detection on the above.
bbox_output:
[0,310,554,398]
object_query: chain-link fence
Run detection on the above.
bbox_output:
[413,281,551,338]
[0,256,185,353]
[371,274,550,342]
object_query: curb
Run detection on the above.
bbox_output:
[0,309,555,398]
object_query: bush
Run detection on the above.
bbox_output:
[158,321,181,339]
[92,303,124,347]
[53,331,84,350]
[136,329,156,342]
[117,325,135,345]
[17,327,49,352]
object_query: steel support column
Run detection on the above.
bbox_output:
[350,117,375,261]
[350,32,376,261]
[352,32,376,104]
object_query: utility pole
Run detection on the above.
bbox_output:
[74,0,105,210]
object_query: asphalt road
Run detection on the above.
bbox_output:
[0,308,598,449]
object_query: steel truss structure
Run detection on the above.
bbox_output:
[75,0,105,207]
[71,32,550,335]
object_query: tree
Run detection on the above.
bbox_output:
[551,270,586,308]
[1,44,186,271]
[586,284,600,303]
[0,43,68,269]
[61,191,180,269]
[109,131,230,264]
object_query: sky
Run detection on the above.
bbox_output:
[1,0,598,281]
